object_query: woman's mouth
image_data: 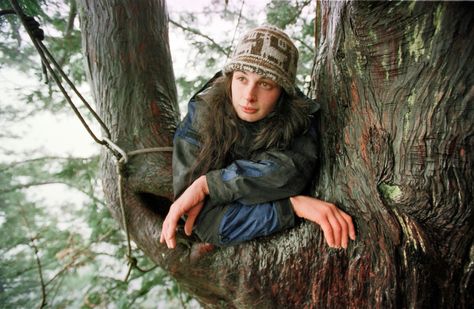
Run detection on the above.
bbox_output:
[241,106,258,114]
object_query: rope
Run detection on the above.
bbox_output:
[8,0,111,145]
[7,0,173,282]
[0,9,16,16]
[111,143,173,281]
[103,137,129,163]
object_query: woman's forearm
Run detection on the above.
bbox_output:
[160,175,209,249]
[290,196,356,249]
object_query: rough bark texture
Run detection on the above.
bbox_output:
[311,1,473,307]
[78,1,473,308]
[78,0,179,267]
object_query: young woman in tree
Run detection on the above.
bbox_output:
[160,25,356,249]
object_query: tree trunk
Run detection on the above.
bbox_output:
[78,1,473,308]
[78,0,179,264]
[311,1,473,307]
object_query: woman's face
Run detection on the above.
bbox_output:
[231,71,282,122]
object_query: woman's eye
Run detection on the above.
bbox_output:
[259,81,272,89]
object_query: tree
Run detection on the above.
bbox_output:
[78,0,473,307]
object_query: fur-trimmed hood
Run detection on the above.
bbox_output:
[192,71,319,172]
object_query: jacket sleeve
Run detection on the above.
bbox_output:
[172,98,204,198]
[205,131,318,206]
[194,198,296,247]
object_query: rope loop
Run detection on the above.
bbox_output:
[106,139,172,281]
[103,137,129,163]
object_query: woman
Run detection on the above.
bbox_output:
[161,25,355,249]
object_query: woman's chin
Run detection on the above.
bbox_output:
[237,112,262,122]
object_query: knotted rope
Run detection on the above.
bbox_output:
[105,138,173,280]
[7,0,172,281]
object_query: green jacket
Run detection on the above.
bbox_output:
[173,79,319,246]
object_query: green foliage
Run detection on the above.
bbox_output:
[0,0,46,16]
[0,156,193,308]
[0,0,85,114]
[266,0,315,92]
[176,75,209,108]
[0,0,196,301]
[267,0,307,29]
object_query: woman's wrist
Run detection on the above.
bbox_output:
[290,196,302,218]
[198,175,209,195]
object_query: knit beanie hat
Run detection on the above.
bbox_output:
[223,25,299,95]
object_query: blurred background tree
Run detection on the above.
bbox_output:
[0,0,315,307]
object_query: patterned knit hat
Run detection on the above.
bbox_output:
[223,25,299,95]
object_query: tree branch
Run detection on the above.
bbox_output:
[295,37,313,53]
[226,0,246,58]
[0,181,62,193]
[169,19,228,55]
[288,0,313,26]
[65,0,77,38]
[0,9,16,16]
[45,228,115,287]
[19,213,47,309]
[0,181,106,206]
[58,0,78,66]
[0,155,95,173]
[32,238,47,309]
[45,255,90,287]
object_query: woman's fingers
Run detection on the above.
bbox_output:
[160,218,175,248]
[160,176,209,248]
[342,211,356,240]
[326,211,342,247]
[334,206,355,248]
[160,203,182,249]
[159,223,165,243]
[291,196,356,249]
[333,208,350,248]
[160,216,170,244]
[166,232,176,249]
[184,202,204,236]
[318,217,335,247]
[160,199,206,249]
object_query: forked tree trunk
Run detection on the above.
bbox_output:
[78,0,473,307]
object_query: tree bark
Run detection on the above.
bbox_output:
[78,0,180,273]
[78,1,473,308]
[311,1,473,307]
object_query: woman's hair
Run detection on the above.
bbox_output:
[193,72,312,176]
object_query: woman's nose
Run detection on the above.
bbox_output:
[244,84,257,102]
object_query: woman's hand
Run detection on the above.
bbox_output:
[160,175,209,249]
[290,196,356,249]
